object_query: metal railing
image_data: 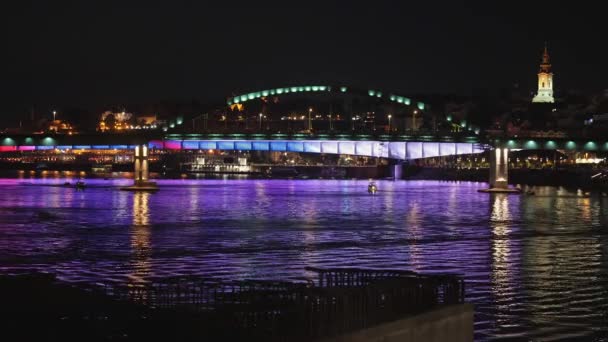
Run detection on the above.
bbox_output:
[71,268,464,341]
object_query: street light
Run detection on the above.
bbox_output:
[387,114,392,132]
[328,114,333,130]
[308,107,313,131]
[351,117,356,130]
[52,111,57,121]
[413,110,418,132]
[259,113,263,130]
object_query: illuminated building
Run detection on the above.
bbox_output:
[532,44,554,103]
[98,111,158,132]
[47,120,75,134]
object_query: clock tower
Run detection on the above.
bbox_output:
[532,43,554,103]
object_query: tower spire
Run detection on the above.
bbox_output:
[540,42,551,72]
[532,43,554,103]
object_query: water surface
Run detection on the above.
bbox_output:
[1,177,607,340]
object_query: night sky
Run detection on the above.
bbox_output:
[3,1,607,124]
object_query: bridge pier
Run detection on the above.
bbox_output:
[120,144,158,191]
[490,148,508,189]
[390,163,403,180]
[479,148,520,193]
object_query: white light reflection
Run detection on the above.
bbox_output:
[130,192,151,285]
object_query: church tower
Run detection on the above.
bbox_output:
[532,43,554,103]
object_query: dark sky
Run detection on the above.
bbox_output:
[2,1,607,123]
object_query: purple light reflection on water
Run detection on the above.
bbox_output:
[0,178,607,340]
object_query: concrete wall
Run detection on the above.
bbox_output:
[320,304,474,342]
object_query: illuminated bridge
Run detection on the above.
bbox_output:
[0,132,483,159]
[3,79,608,190]
[1,131,607,190]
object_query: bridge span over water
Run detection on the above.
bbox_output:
[0,132,485,159]
[2,131,607,191]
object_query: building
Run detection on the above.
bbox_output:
[532,44,555,103]
[47,119,75,134]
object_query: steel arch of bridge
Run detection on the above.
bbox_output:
[226,85,428,111]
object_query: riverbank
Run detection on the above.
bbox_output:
[402,165,606,189]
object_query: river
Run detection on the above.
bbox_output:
[1,176,607,340]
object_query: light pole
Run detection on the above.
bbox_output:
[388,114,392,133]
[259,113,263,131]
[308,107,313,131]
[328,114,333,130]
[52,110,57,121]
[351,117,356,130]
[413,110,418,132]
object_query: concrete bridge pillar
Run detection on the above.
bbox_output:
[489,148,509,189]
[134,144,149,185]
[121,144,158,191]
[391,163,403,180]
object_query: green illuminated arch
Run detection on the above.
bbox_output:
[226,85,428,110]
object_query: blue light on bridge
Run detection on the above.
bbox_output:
[110,145,129,149]
[73,145,91,149]
[92,145,110,149]
[303,141,321,153]
[182,141,200,150]
[36,146,54,150]
[270,142,287,151]
[252,142,269,151]
[148,141,164,149]
[235,141,252,150]
[199,141,217,150]
[284,142,302,152]
[56,145,72,150]
[218,141,235,150]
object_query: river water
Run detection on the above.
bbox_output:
[1,176,607,340]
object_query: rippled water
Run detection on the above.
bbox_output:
[1,177,608,340]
